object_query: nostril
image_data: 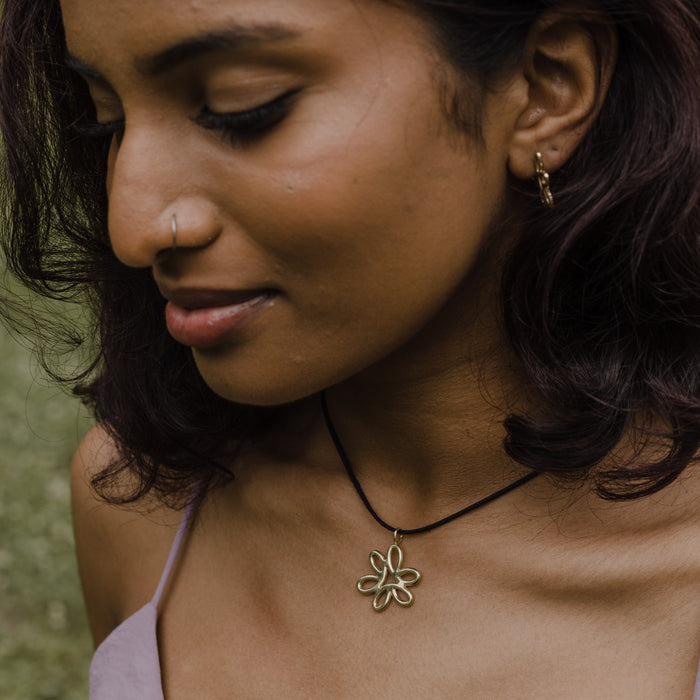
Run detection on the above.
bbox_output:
[108,185,222,267]
[154,206,223,253]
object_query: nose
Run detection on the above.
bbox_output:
[106,127,221,268]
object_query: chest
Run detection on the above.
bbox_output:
[156,525,700,699]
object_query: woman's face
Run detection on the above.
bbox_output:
[61,0,523,405]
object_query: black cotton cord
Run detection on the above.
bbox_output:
[321,391,539,536]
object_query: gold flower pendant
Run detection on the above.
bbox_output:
[357,531,421,611]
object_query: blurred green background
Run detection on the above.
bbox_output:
[0,319,93,698]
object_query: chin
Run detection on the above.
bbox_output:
[192,351,328,408]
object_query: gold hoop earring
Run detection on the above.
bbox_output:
[534,152,554,208]
[171,213,177,251]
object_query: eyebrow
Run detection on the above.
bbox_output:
[65,23,301,83]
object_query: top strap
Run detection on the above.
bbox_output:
[151,495,198,608]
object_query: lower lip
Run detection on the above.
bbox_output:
[165,293,275,349]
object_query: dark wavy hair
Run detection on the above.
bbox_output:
[1,0,699,505]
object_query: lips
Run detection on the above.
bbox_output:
[162,288,276,349]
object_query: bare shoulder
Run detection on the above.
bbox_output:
[71,425,184,647]
[540,460,700,577]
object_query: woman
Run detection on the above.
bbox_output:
[1,0,700,696]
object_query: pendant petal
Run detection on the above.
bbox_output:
[369,550,387,574]
[372,587,393,612]
[386,543,403,573]
[357,574,380,594]
[397,566,421,586]
[391,585,414,607]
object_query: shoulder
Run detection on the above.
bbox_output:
[71,425,184,647]
[545,463,700,576]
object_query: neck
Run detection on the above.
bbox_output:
[320,257,535,527]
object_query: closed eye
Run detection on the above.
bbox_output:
[195,88,301,146]
[71,89,299,147]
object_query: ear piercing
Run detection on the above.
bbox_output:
[534,152,554,208]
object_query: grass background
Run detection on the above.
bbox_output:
[0,318,93,698]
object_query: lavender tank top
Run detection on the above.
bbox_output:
[89,498,700,699]
[88,497,196,700]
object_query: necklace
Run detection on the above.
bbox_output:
[321,393,539,612]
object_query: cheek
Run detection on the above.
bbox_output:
[222,94,494,264]
[226,134,500,315]
[192,70,507,404]
[202,143,500,405]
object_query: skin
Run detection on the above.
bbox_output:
[64,0,700,697]
[70,0,514,409]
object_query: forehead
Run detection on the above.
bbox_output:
[60,0,327,37]
[59,0,426,69]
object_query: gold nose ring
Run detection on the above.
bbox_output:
[171,213,177,251]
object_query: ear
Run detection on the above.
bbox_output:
[508,9,618,180]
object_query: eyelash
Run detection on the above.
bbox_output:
[195,88,300,146]
[73,89,300,146]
